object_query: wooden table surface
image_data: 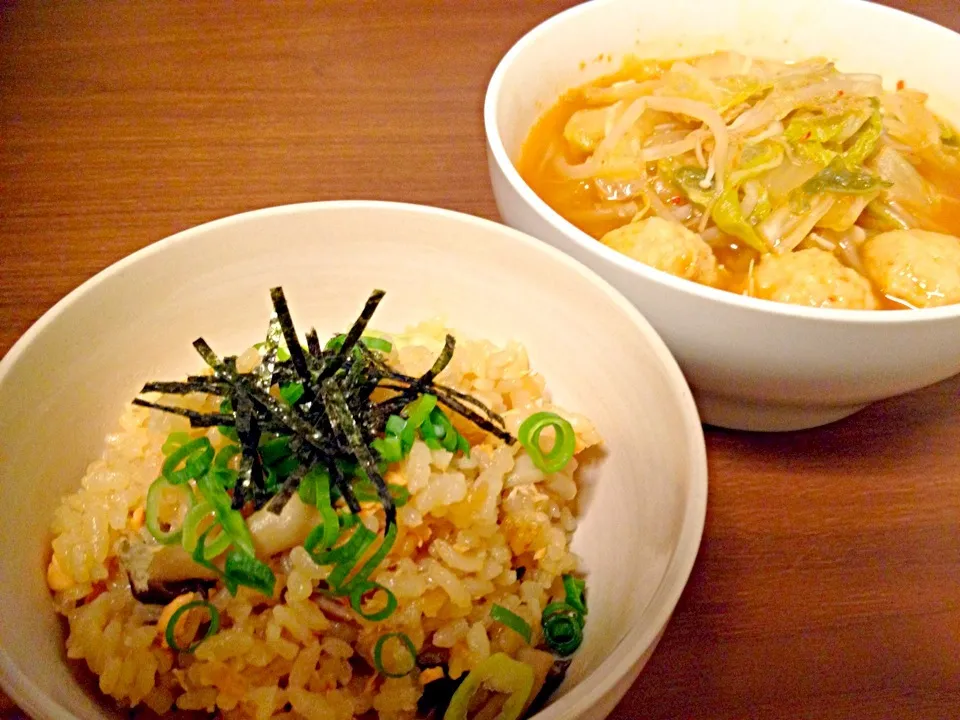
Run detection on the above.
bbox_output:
[2,2,960,719]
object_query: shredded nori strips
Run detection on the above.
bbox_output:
[134,288,514,527]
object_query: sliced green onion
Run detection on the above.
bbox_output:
[422,407,467,454]
[217,399,239,441]
[263,466,279,493]
[490,604,532,644]
[542,601,585,627]
[161,432,193,456]
[181,501,209,552]
[351,478,409,508]
[196,472,256,557]
[440,429,458,453]
[192,527,236,594]
[190,528,271,599]
[371,434,403,464]
[164,600,220,654]
[270,454,299,478]
[385,414,416,456]
[279,382,305,405]
[307,508,398,620]
[324,335,346,351]
[404,394,438,430]
[418,417,442,450]
[518,412,576,474]
[276,346,291,362]
[361,336,393,353]
[385,414,407,437]
[346,522,397,588]
[301,467,342,556]
[326,334,393,353]
[214,444,240,469]
[145,477,191,545]
[181,501,232,559]
[455,431,471,458]
[310,517,374,571]
[304,516,341,559]
[349,580,398,622]
[388,483,410,507]
[373,632,416,678]
[324,524,379,589]
[430,408,460,453]
[162,437,215,485]
[542,602,584,656]
[259,436,291,465]
[443,653,534,720]
[562,574,587,615]
[223,550,276,598]
[211,445,241,488]
[428,410,447,440]
[341,522,399,619]
[297,473,317,506]
[334,458,359,482]
[210,467,239,490]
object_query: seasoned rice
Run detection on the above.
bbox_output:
[48,319,601,719]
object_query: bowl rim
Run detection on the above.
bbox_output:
[483,0,960,325]
[0,200,708,720]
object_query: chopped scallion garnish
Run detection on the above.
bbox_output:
[349,580,398,621]
[301,466,342,556]
[518,411,576,474]
[371,433,403,464]
[258,436,291,465]
[278,381,304,406]
[196,473,256,557]
[181,501,231,560]
[325,334,394,354]
[223,550,276,598]
[404,393,438,429]
[213,444,239,468]
[490,604,532,644]
[161,432,193,456]
[145,477,192,545]
[541,601,585,656]
[216,399,239,441]
[562,573,587,615]
[164,600,220,654]
[162,437,215,485]
[373,632,416,678]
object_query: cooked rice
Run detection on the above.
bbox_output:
[48,320,601,719]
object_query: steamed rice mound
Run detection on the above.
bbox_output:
[47,319,601,719]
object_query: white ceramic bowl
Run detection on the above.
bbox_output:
[485,0,960,431]
[0,202,706,720]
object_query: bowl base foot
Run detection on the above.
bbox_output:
[697,393,869,432]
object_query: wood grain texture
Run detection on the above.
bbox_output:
[2,2,959,719]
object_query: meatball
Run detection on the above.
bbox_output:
[861,229,960,308]
[751,248,880,309]
[600,216,719,286]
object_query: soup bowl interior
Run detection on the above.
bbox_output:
[0,201,706,720]
[485,0,960,431]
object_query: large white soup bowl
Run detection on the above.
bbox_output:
[485,0,960,431]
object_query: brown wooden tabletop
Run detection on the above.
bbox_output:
[3,2,960,719]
